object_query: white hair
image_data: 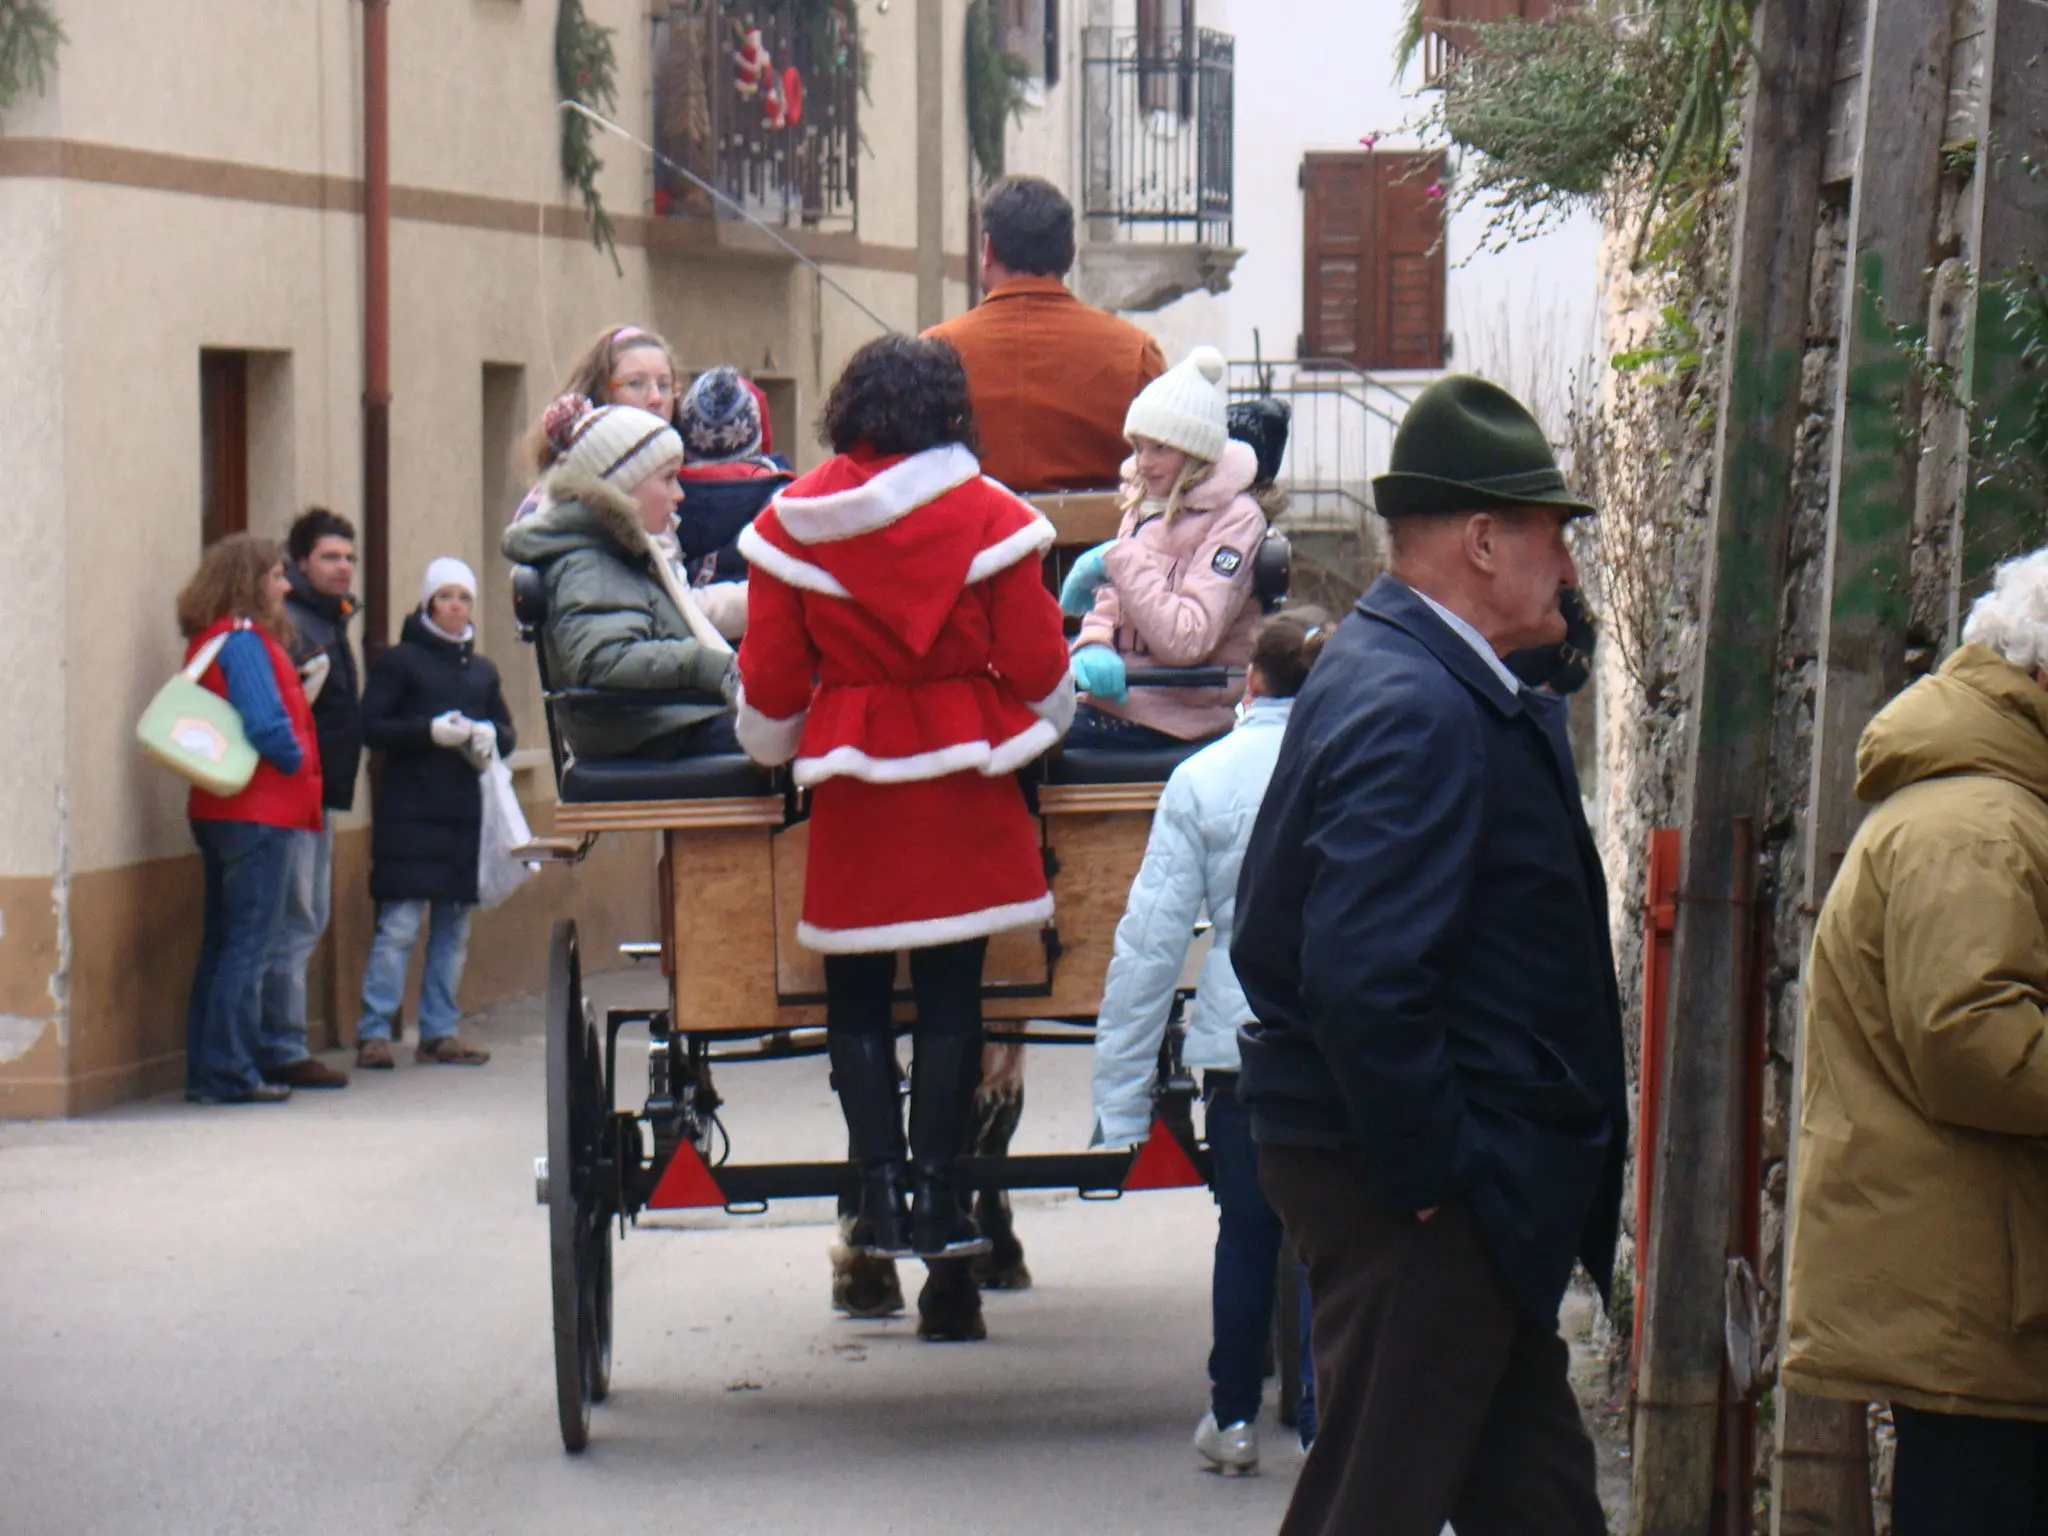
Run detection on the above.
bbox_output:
[1962,548,2048,674]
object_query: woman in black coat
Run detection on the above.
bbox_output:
[353,558,514,1069]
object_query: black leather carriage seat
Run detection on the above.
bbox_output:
[511,563,773,804]
[1045,739,1213,785]
[559,754,775,803]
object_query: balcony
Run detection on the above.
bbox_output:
[1415,0,1574,89]
[1074,25,1241,314]
[650,1,859,233]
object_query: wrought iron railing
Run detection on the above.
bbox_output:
[651,1,859,232]
[1081,27,1234,244]
[1227,357,1421,531]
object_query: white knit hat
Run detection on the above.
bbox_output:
[421,556,477,608]
[1124,345,1229,464]
[553,401,684,494]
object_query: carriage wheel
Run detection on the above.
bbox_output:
[547,920,614,1452]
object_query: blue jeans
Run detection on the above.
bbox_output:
[1062,703,1192,753]
[185,820,295,1098]
[1205,1070,1287,1427]
[258,815,332,1068]
[356,900,473,1043]
[1295,1262,1318,1445]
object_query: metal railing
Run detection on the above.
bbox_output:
[1081,26,1234,244]
[650,1,859,232]
[1415,0,1575,88]
[1227,358,1420,532]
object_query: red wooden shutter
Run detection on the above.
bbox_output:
[1300,152,1446,371]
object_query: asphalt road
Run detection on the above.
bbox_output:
[0,974,1308,1536]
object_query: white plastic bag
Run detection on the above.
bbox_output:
[477,750,540,909]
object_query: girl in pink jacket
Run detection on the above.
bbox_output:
[1061,346,1268,748]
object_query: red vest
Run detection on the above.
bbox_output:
[186,617,324,831]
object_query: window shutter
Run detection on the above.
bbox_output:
[1372,151,1446,371]
[1299,151,1445,371]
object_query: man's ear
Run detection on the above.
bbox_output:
[1463,512,1501,574]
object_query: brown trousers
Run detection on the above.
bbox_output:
[1260,1144,1605,1536]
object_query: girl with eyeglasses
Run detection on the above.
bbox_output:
[512,326,684,523]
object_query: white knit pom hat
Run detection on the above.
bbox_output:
[421,556,477,608]
[1124,344,1229,465]
[553,401,684,494]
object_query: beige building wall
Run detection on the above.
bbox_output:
[0,0,973,1116]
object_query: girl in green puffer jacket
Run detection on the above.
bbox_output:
[500,402,736,759]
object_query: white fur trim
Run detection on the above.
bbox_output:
[984,716,1061,775]
[1027,672,1077,737]
[737,525,851,597]
[794,739,993,787]
[797,893,1055,954]
[965,513,1057,584]
[772,444,981,544]
[735,690,806,766]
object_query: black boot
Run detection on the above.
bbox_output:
[828,1031,911,1259]
[907,1031,992,1259]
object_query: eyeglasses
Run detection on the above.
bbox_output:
[610,374,678,402]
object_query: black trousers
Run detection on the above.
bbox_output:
[1893,1403,2048,1536]
[1259,1143,1605,1536]
[822,939,987,1043]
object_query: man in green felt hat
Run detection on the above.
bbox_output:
[1233,375,1625,1536]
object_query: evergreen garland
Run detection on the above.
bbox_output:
[557,0,622,274]
[0,0,64,122]
[965,0,1032,186]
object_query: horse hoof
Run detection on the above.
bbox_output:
[972,1255,1033,1291]
[916,1307,989,1342]
[832,1247,905,1318]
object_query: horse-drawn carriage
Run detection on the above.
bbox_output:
[516,491,1290,1452]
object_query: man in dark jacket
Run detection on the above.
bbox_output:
[257,507,362,1089]
[1232,377,1626,1536]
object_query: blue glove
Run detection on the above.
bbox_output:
[1058,542,1115,617]
[1072,645,1128,705]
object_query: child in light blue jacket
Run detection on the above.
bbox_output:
[1091,606,1329,1475]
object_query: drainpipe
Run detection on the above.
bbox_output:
[362,0,393,659]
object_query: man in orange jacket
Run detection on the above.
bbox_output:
[926,176,1166,493]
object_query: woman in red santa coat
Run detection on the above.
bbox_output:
[736,336,1074,1262]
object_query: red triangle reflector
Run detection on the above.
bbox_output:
[647,1140,728,1209]
[1122,1117,1207,1191]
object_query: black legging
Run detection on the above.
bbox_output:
[823,939,988,1042]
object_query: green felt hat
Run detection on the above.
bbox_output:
[1371,375,1596,520]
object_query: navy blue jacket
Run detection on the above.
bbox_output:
[675,462,792,584]
[1231,575,1627,1320]
[360,611,515,905]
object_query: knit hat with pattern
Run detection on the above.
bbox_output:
[679,367,765,462]
[549,399,684,492]
[1124,345,1229,465]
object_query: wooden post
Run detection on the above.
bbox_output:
[1630,0,1848,1528]
[1955,0,2048,597]
[1777,0,1952,1529]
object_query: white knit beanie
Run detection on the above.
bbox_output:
[1124,345,1229,464]
[421,556,477,608]
[554,402,684,494]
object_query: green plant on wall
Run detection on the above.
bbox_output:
[1397,0,1752,262]
[0,0,64,123]
[557,0,621,274]
[965,0,1033,186]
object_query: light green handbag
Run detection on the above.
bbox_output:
[135,629,260,797]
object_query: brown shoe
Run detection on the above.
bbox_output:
[416,1035,490,1066]
[356,1038,395,1070]
[263,1057,350,1089]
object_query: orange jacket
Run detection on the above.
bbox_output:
[926,276,1167,493]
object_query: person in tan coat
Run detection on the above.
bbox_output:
[925,176,1165,492]
[1786,549,2048,1534]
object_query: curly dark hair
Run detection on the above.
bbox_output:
[819,335,980,458]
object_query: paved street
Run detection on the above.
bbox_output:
[0,973,1307,1535]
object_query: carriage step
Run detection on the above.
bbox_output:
[534,1156,550,1206]
[619,942,663,963]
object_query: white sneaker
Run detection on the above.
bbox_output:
[1193,1412,1260,1476]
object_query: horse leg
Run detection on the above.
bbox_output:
[830,1132,904,1318]
[970,1034,1031,1290]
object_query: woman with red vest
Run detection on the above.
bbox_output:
[175,534,323,1104]
[736,335,1074,1268]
